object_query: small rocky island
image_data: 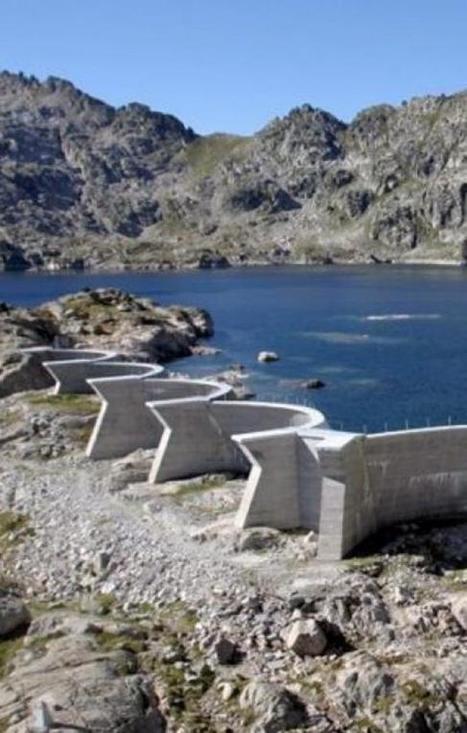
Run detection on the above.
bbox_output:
[1,290,467,732]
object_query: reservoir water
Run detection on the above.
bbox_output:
[2,264,467,433]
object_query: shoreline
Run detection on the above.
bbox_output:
[1,257,466,276]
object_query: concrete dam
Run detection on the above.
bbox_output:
[22,347,467,560]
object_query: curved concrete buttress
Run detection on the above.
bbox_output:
[43,359,159,394]
[300,429,366,561]
[22,347,115,362]
[148,399,327,487]
[87,377,232,461]
[307,425,467,560]
[230,405,328,531]
[43,359,163,395]
[147,390,243,483]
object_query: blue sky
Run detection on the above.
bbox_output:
[2,0,467,134]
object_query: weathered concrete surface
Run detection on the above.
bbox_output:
[24,346,114,364]
[233,407,328,531]
[44,358,162,395]
[304,430,367,561]
[147,392,241,482]
[150,399,325,494]
[88,378,231,461]
[23,346,118,395]
[314,426,467,559]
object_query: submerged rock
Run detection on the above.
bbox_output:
[302,378,326,389]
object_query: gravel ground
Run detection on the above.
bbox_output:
[0,454,257,608]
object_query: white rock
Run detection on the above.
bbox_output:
[257,351,280,363]
[284,619,327,657]
[219,682,235,701]
[451,595,467,630]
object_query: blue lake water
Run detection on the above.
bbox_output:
[2,264,467,433]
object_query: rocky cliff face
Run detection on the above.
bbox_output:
[2,70,467,269]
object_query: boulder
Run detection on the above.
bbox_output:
[239,679,308,732]
[451,594,467,631]
[235,527,283,552]
[214,636,240,665]
[107,449,154,493]
[283,619,327,657]
[334,651,395,720]
[257,351,279,363]
[198,251,230,269]
[301,378,326,389]
[0,594,30,637]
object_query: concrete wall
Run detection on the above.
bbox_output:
[148,395,244,482]
[315,426,467,560]
[22,347,118,394]
[234,431,323,531]
[232,406,328,531]
[212,402,323,434]
[23,347,113,362]
[88,378,232,461]
[302,430,368,561]
[149,399,327,493]
[25,348,467,562]
[44,360,162,395]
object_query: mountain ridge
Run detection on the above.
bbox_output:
[2,70,467,270]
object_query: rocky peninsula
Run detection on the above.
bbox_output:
[2,71,467,271]
[0,287,213,398]
[1,290,467,731]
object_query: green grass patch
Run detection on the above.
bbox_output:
[0,409,21,428]
[151,655,215,729]
[26,393,99,415]
[353,718,385,733]
[0,512,27,537]
[27,630,65,653]
[158,600,198,635]
[0,512,31,552]
[60,297,120,322]
[168,475,227,499]
[401,679,444,709]
[185,134,252,178]
[342,555,384,576]
[94,630,146,655]
[94,592,117,615]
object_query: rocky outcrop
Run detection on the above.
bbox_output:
[2,72,467,267]
[0,288,213,397]
[0,609,167,732]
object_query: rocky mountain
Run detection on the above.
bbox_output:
[2,70,467,269]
